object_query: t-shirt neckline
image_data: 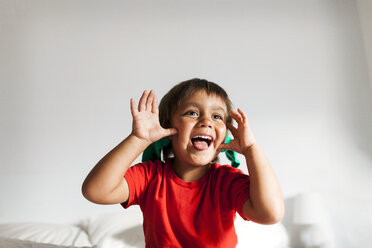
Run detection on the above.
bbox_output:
[165,159,212,188]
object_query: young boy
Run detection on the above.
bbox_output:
[82,78,284,247]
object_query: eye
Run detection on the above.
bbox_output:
[184,110,198,116]
[213,114,223,120]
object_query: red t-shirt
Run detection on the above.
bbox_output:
[121,159,250,248]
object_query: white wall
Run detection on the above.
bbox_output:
[1,0,372,247]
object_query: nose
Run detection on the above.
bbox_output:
[199,116,212,128]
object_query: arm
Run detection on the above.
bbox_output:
[242,143,284,224]
[219,109,284,224]
[82,90,177,205]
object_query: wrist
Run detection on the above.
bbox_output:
[242,142,258,158]
[128,133,153,149]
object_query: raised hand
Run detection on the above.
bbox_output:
[218,108,257,155]
[130,90,177,145]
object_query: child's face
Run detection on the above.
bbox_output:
[170,90,228,167]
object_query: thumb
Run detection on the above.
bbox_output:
[218,142,232,151]
[164,128,178,137]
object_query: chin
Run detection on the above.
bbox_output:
[188,153,217,166]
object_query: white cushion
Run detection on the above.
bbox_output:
[0,222,92,247]
[0,237,95,248]
[78,206,144,248]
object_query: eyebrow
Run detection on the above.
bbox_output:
[181,102,227,114]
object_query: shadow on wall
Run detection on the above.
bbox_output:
[337,0,372,163]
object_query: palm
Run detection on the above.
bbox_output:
[132,108,166,142]
[131,90,177,144]
[219,109,256,154]
[224,137,244,154]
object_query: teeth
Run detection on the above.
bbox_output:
[193,135,212,140]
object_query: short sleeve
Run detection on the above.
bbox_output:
[234,178,250,220]
[217,166,250,220]
[120,160,160,209]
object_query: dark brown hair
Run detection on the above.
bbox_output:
[159,78,233,160]
[159,78,233,128]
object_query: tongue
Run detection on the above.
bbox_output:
[193,140,209,150]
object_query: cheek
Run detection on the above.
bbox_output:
[216,125,227,142]
[172,120,192,142]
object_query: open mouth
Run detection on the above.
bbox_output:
[191,135,213,150]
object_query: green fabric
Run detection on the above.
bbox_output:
[141,137,170,162]
[221,134,240,168]
[141,133,240,167]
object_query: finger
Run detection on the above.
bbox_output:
[130,98,138,116]
[234,109,244,125]
[164,128,178,137]
[230,110,240,121]
[237,108,248,124]
[146,90,154,111]
[138,90,149,112]
[227,122,239,138]
[152,93,159,114]
[231,110,243,124]
[218,142,232,151]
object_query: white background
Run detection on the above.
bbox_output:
[1,0,372,247]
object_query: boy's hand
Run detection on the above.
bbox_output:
[130,90,177,145]
[218,108,257,155]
